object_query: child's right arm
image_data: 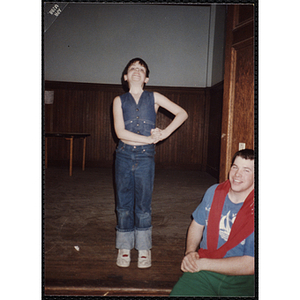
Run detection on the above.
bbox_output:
[113,96,160,144]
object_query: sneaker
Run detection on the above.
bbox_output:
[138,250,151,268]
[116,249,130,267]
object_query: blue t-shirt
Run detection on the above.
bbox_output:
[192,184,254,258]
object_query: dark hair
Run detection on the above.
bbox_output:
[121,58,150,92]
[231,149,255,166]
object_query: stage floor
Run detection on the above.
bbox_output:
[43,166,217,296]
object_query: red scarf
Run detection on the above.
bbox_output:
[198,180,254,259]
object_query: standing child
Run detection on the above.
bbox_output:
[113,58,188,268]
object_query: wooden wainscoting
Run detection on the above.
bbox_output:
[44,81,222,174]
[44,82,123,168]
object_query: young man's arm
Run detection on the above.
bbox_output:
[181,221,254,276]
[195,255,254,276]
[180,220,204,273]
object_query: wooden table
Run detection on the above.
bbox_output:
[45,132,91,176]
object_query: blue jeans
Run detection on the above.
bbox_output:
[115,141,155,250]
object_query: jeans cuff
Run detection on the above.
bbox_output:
[135,227,152,250]
[116,230,134,250]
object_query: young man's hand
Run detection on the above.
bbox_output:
[181,252,200,273]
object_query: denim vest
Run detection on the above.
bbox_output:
[120,91,156,136]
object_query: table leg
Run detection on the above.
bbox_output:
[45,137,48,169]
[82,137,86,171]
[67,137,73,176]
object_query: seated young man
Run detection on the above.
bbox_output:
[170,149,255,297]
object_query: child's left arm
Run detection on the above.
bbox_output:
[154,92,188,142]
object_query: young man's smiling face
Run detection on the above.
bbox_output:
[229,156,254,196]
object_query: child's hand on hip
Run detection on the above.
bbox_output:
[150,128,162,144]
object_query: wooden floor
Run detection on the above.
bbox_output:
[43,165,217,297]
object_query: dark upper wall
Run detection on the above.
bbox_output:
[44,3,226,88]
